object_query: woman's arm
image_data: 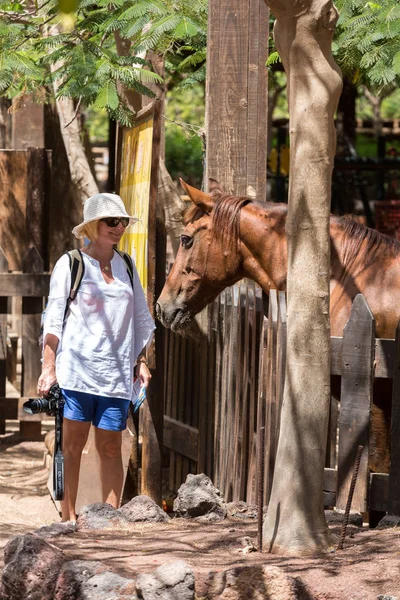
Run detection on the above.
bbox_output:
[37,333,59,396]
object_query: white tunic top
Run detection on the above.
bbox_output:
[43,251,155,400]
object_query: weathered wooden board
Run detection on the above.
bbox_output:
[336,295,375,512]
[388,321,400,515]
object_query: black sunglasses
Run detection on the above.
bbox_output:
[101,217,129,228]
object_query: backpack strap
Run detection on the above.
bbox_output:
[64,249,84,319]
[114,249,134,290]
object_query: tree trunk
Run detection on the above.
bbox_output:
[48,26,98,204]
[158,158,186,257]
[50,86,99,203]
[263,0,343,554]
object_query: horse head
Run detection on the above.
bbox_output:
[156,180,245,331]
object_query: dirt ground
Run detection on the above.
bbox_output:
[1,420,400,600]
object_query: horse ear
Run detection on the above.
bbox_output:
[179,179,214,213]
[209,178,224,194]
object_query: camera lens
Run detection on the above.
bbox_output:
[23,398,50,415]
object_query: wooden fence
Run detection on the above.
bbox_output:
[0,148,52,439]
[163,284,400,515]
[0,246,49,439]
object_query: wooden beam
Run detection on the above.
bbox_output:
[331,336,396,378]
[163,415,199,463]
[0,273,50,297]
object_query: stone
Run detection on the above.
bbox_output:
[0,533,65,600]
[119,494,170,523]
[35,521,77,538]
[173,473,227,520]
[54,560,137,599]
[77,502,123,530]
[136,560,195,600]
[376,515,400,529]
[325,509,363,527]
[226,501,258,519]
[205,565,312,600]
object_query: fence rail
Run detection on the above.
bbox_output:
[163,284,400,516]
[0,246,49,439]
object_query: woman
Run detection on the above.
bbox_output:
[37,192,155,523]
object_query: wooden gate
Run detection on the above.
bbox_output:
[163,285,400,515]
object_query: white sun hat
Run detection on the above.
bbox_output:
[72,192,139,239]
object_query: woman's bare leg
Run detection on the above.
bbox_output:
[94,427,123,508]
[60,418,91,522]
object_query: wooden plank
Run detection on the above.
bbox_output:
[257,315,268,506]
[218,291,229,495]
[246,0,269,200]
[0,248,8,434]
[206,1,250,195]
[206,0,268,200]
[213,294,223,488]
[388,321,400,515]
[21,247,44,440]
[326,397,339,469]
[0,273,50,297]
[26,148,48,266]
[206,301,216,477]
[323,467,337,507]
[265,289,278,504]
[140,99,164,505]
[224,287,237,501]
[370,473,389,513]
[233,284,248,500]
[331,336,396,379]
[336,294,375,512]
[163,416,199,462]
[0,151,28,271]
[197,307,209,474]
[275,291,287,451]
[246,286,262,503]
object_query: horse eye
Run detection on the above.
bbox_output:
[181,234,193,248]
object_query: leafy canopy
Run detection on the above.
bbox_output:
[268,0,400,98]
[0,0,207,125]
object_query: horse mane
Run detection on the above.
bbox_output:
[183,192,252,248]
[184,194,400,261]
[332,214,400,263]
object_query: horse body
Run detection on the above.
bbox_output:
[156,181,400,474]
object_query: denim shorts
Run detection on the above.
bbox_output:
[61,388,130,432]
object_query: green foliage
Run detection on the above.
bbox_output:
[165,83,204,187]
[334,0,400,96]
[0,0,207,125]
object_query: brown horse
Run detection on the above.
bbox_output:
[156,179,400,474]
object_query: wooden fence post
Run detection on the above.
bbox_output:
[0,247,8,434]
[336,294,375,512]
[388,321,400,515]
[20,247,44,440]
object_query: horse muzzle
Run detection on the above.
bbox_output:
[155,300,193,331]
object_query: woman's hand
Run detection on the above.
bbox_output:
[138,360,151,388]
[37,367,57,397]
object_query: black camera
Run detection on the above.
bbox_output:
[23,384,65,501]
[23,384,64,417]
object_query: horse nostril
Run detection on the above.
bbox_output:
[155,302,162,319]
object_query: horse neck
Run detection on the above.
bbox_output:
[238,202,288,292]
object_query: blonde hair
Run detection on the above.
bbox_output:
[79,220,99,241]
